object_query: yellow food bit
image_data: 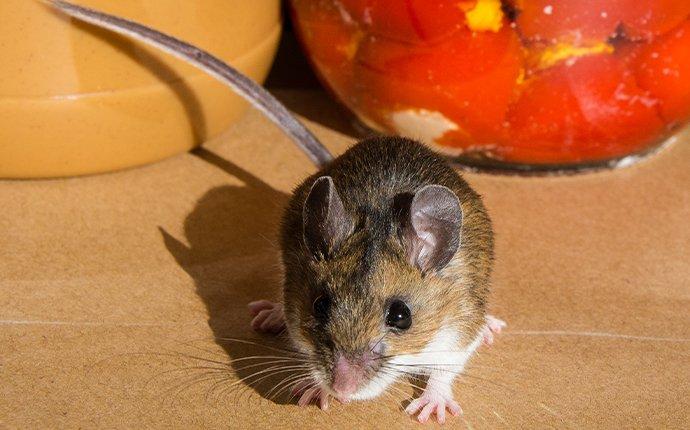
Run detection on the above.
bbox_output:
[516,68,525,85]
[337,30,363,61]
[464,0,504,33]
[537,42,614,69]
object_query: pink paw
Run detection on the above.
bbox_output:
[406,390,462,424]
[482,314,507,346]
[292,380,330,410]
[248,300,286,334]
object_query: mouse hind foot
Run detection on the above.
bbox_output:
[482,314,507,345]
[248,300,286,334]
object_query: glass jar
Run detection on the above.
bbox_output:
[290,0,690,171]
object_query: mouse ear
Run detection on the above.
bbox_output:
[401,185,462,273]
[303,176,354,259]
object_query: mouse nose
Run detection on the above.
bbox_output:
[331,355,363,399]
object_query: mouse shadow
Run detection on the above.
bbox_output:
[159,148,305,405]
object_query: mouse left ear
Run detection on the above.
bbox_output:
[400,185,463,274]
[303,176,354,259]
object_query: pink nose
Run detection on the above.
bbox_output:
[331,356,362,397]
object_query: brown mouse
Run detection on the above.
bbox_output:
[51,1,506,424]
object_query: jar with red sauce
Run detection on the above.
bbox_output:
[290,0,690,171]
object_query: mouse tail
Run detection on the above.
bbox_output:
[49,0,334,168]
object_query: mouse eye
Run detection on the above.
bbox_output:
[312,295,330,320]
[386,300,412,330]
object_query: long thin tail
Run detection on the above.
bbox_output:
[49,0,333,168]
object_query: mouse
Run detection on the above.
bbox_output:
[50,1,506,424]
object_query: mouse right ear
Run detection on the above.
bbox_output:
[400,185,463,274]
[303,176,354,259]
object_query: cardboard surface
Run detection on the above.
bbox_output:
[1,90,689,429]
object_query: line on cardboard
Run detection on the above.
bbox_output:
[506,330,690,343]
[0,319,193,327]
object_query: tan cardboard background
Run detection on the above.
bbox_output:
[1,88,688,428]
[2,11,690,421]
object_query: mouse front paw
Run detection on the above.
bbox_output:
[292,380,330,410]
[482,314,507,346]
[248,300,286,334]
[405,390,462,424]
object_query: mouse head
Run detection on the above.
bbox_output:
[283,176,482,401]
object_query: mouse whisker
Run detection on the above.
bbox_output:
[226,355,317,364]
[167,351,317,369]
[147,364,232,384]
[378,366,425,385]
[92,349,221,369]
[377,368,427,393]
[266,372,312,401]
[264,373,304,401]
[156,347,236,368]
[216,369,311,406]
[370,331,388,353]
[385,362,470,368]
[380,366,512,407]
[390,363,514,393]
[228,364,314,391]
[179,336,310,363]
[380,386,407,413]
[231,359,313,374]
[139,361,228,393]
[156,371,229,407]
[239,369,309,404]
[214,366,313,406]
[212,336,308,357]
[145,358,236,395]
[204,374,242,404]
[216,375,254,405]
[374,348,482,361]
[391,362,505,373]
[385,363,464,379]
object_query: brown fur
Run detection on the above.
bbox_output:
[280,137,493,384]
